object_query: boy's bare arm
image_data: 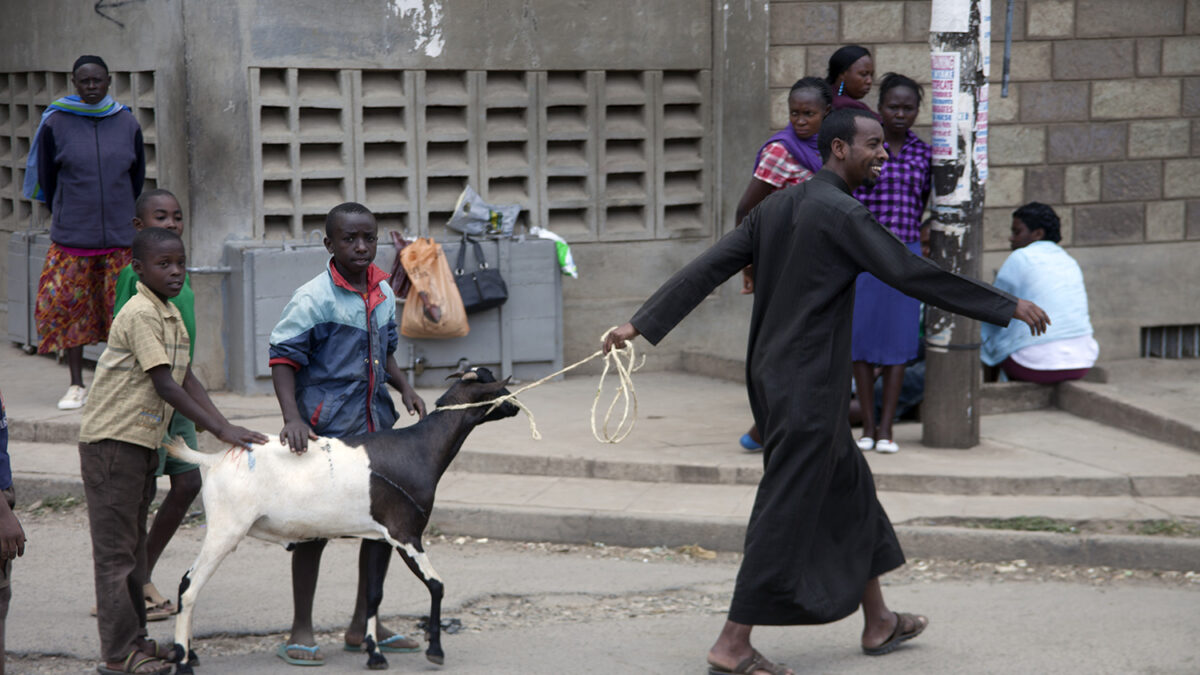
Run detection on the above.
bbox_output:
[386,355,426,418]
[0,497,24,561]
[148,366,268,449]
[271,363,318,453]
[181,367,233,430]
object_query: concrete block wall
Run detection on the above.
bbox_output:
[0,0,768,390]
[769,0,1200,359]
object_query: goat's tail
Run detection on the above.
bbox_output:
[164,435,223,467]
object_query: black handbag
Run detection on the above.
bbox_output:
[454,234,508,314]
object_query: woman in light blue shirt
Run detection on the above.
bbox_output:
[982,202,1098,383]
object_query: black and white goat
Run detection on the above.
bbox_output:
[165,369,519,672]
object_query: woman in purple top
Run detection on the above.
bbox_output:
[827,45,879,120]
[850,73,932,454]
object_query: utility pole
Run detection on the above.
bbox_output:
[923,0,990,448]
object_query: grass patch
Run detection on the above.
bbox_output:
[919,517,1199,538]
[1128,520,1194,537]
[27,494,83,514]
[969,516,1079,534]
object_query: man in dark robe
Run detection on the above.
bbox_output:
[604,109,1050,675]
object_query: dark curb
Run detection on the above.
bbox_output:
[428,504,1200,573]
[16,482,1196,572]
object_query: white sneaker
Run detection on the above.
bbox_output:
[875,439,900,454]
[57,385,87,410]
[856,436,876,451]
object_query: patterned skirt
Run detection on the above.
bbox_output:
[35,243,131,353]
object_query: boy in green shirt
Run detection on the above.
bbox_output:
[112,189,200,621]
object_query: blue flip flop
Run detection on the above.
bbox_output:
[343,634,421,653]
[739,433,763,451]
[277,643,324,666]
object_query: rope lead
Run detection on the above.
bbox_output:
[433,327,644,443]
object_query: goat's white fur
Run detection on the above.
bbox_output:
[165,435,411,664]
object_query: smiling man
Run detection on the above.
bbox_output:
[604,109,1050,675]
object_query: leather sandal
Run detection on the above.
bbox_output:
[862,611,928,656]
[707,649,792,674]
[96,649,172,674]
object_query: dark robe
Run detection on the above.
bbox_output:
[630,170,1016,626]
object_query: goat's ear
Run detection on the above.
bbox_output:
[481,377,510,394]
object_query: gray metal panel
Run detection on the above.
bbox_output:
[248,246,331,378]
[225,236,561,392]
[5,230,38,349]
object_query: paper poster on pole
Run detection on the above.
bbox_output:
[975,82,989,183]
[930,0,971,32]
[931,51,960,161]
[978,2,992,74]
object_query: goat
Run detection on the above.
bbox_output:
[164,368,520,673]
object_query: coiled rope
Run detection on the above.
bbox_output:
[432,327,644,443]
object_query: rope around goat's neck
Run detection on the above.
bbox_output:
[432,327,644,443]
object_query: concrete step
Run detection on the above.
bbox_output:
[428,472,1200,571]
[12,442,1199,572]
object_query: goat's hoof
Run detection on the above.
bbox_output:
[426,649,444,665]
[176,663,195,675]
[366,652,389,670]
[189,649,200,667]
[168,644,185,664]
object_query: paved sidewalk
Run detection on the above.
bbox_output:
[4,343,1199,571]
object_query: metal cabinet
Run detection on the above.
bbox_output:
[225,236,562,393]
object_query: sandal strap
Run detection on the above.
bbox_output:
[732,650,789,675]
[121,651,169,674]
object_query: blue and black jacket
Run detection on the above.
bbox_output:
[269,260,399,437]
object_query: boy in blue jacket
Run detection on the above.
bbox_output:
[268,202,426,666]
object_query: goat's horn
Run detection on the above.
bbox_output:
[461,370,479,381]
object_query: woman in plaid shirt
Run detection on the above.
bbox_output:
[735,77,832,451]
[850,73,932,455]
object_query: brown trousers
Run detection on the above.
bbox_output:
[79,439,157,662]
[0,486,13,670]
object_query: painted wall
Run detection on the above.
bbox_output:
[0,0,765,389]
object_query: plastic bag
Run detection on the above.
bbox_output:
[447,185,519,237]
[529,226,579,278]
[399,238,469,339]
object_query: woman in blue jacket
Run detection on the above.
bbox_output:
[25,55,145,410]
[982,202,1098,383]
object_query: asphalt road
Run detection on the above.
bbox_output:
[7,510,1199,674]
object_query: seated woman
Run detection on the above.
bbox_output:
[981,202,1098,383]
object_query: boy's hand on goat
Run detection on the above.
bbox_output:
[403,391,427,419]
[218,423,269,450]
[280,419,319,453]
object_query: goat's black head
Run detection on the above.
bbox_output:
[438,367,520,422]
